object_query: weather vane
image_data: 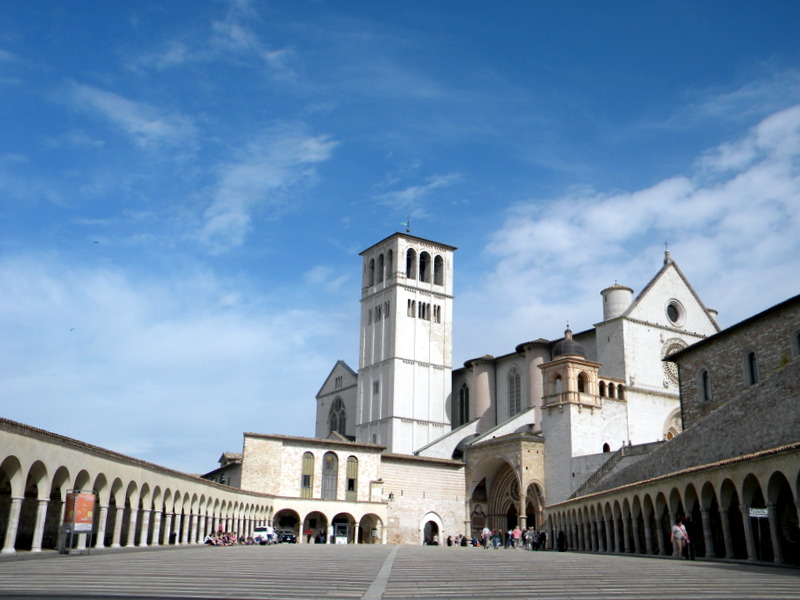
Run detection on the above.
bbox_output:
[401,216,411,233]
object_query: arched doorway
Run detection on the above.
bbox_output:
[420,511,442,545]
[423,521,439,545]
[359,513,383,544]
[331,512,355,544]
[303,511,328,544]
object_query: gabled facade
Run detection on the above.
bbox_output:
[315,360,358,440]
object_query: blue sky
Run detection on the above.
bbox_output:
[2,1,799,473]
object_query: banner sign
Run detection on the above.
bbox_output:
[64,492,95,533]
[748,507,768,518]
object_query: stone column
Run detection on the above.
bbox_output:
[94,505,109,549]
[174,513,183,544]
[30,498,50,552]
[162,512,172,545]
[139,509,151,547]
[643,515,654,555]
[719,508,734,559]
[766,504,783,564]
[597,520,606,552]
[1,497,23,554]
[125,508,139,547]
[182,512,191,545]
[111,507,124,548]
[518,495,527,530]
[582,521,589,551]
[655,518,666,556]
[190,513,199,544]
[740,507,757,561]
[667,510,676,556]
[54,498,66,551]
[355,524,361,544]
[151,510,162,547]
[632,515,642,554]
[198,515,207,543]
[699,507,715,558]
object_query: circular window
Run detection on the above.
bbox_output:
[666,300,685,326]
[662,339,687,384]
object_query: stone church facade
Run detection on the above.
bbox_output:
[298,231,723,542]
[3,230,797,559]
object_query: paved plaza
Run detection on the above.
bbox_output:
[1,545,799,600]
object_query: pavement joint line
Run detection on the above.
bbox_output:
[361,546,400,600]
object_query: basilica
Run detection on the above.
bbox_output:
[2,231,798,563]
[234,231,723,543]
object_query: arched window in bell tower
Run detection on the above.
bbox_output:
[577,372,588,393]
[434,255,444,285]
[508,368,521,416]
[386,249,394,279]
[377,253,384,283]
[554,375,563,395]
[368,258,375,287]
[419,252,431,282]
[406,248,417,279]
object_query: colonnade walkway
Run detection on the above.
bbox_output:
[1,544,799,600]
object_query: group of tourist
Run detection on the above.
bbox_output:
[477,526,550,550]
[438,527,557,550]
[203,531,254,546]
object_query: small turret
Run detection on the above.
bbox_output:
[601,284,633,321]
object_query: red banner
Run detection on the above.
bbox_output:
[64,492,95,533]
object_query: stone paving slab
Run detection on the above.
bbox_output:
[1,545,799,600]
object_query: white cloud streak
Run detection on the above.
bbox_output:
[457,104,800,363]
[66,82,197,149]
[199,127,337,252]
[0,256,347,471]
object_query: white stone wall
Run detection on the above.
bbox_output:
[380,456,466,545]
[241,434,383,502]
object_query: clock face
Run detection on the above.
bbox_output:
[662,339,687,384]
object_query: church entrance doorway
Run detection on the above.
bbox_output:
[423,520,439,545]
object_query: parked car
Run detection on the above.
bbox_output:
[276,529,297,543]
[252,526,274,545]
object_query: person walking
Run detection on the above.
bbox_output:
[670,516,688,559]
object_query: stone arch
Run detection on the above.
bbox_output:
[663,408,682,440]
[720,477,747,559]
[359,513,383,544]
[419,511,442,546]
[743,472,771,561]
[767,470,800,565]
[303,510,328,544]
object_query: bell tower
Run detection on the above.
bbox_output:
[356,232,456,454]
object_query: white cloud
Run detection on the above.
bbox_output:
[66,82,197,149]
[127,41,190,72]
[0,255,348,471]
[199,126,338,252]
[376,173,461,212]
[304,265,350,293]
[457,103,800,363]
